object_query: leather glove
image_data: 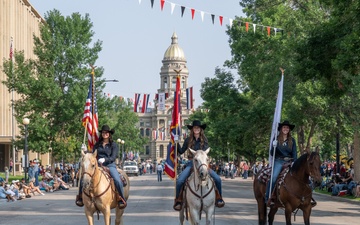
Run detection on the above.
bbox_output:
[98,158,105,164]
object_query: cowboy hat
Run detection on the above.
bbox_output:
[99,125,115,134]
[187,120,206,130]
[278,120,295,131]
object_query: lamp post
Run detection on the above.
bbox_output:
[22,118,30,182]
[117,139,122,167]
[121,140,125,165]
[104,79,119,82]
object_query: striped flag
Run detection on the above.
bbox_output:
[165,75,181,179]
[134,93,141,112]
[152,129,158,140]
[82,79,99,150]
[141,94,150,113]
[186,87,193,109]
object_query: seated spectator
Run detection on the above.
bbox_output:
[39,178,53,192]
[332,173,350,196]
[28,178,45,196]
[56,173,69,190]
[44,168,53,180]
[19,178,33,198]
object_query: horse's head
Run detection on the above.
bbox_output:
[81,150,99,189]
[190,148,210,181]
[307,147,322,185]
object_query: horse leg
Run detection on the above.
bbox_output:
[284,206,293,225]
[84,208,94,225]
[115,208,125,225]
[268,206,278,225]
[179,206,185,225]
[302,206,312,225]
[188,208,200,225]
[102,207,111,225]
[205,207,215,225]
[256,198,267,225]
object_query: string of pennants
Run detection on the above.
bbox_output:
[138,0,284,36]
[103,86,194,112]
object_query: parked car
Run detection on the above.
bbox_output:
[123,160,139,176]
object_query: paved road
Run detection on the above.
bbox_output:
[1,173,359,225]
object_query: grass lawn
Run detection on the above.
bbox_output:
[0,172,29,183]
[315,188,360,201]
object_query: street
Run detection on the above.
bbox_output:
[1,173,359,225]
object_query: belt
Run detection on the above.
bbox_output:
[277,157,293,161]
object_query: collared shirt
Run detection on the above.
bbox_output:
[178,136,208,159]
[93,141,119,166]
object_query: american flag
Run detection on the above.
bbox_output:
[82,79,99,150]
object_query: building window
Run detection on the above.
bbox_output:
[160,145,164,158]
[145,128,150,136]
[145,122,151,127]
[140,128,144,137]
[140,122,144,126]
[146,146,150,155]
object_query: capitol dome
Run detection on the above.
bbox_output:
[163,32,186,61]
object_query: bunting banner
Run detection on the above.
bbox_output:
[164,75,181,179]
[82,79,99,150]
[158,92,166,111]
[152,129,158,140]
[141,94,150,113]
[134,93,141,112]
[186,87,193,110]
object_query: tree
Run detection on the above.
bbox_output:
[2,10,103,164]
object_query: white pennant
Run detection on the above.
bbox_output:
[229,18,233,28]
[253,24,256,33]
[200,11,205,22]
[170,3,175,15]
[274,28,277,36]
[138,0,141,5]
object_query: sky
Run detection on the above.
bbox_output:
[29,0,244,107]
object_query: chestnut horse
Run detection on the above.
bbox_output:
[81,150,130,225]
[253,149,322,225]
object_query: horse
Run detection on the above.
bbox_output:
[179,148,215,225]
[81,150,130,225]
[253,148,322,225]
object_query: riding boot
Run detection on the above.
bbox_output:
[215,189,225,208]
[173,186,184,211]
[75,179,84,207]
[311,197,317,208]
[117,193,127,209]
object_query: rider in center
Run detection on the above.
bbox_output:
[76,125,127,209]
[265,120,297,206]
[173,120,225,211]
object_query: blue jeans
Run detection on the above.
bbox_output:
[175,160,222,198]
[108,163,125,201]
[266,159,286,202]
[157,171,162,182]
[332,183,346,195]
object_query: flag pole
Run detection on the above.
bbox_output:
[173,69,181,196]
[83,119,88,148]
[89,65,96,153]
[268,67,284,200]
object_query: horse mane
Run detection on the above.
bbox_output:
[291,152,309,173]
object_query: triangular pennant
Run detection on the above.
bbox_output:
[200,11,205,22]
[139,0,141,4]
[211,14,215,24]
[170,3,175,14]
[160,0,165,11]
[245,22,249,32]
[151,0,154,8]
[219,16,223,26]
[267,26,271,36]
[229,18,233,28]
[181,6,185,17]
[274,27,277,36]
[191,9,195,20]
[253,24,256,33]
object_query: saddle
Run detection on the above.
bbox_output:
[257,162,291,185]
[100,166,127,187]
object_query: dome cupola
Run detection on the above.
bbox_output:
[163,32,186,61]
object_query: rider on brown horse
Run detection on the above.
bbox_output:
[266,120,297,207]
[76,125,127,209]
[173,120,225,211]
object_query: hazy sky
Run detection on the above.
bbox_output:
[29,0,244,107]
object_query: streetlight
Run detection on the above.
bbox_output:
[22,118,30,182]
[117,139,122,167]
[121,140,125,165]
[104,79,119,82]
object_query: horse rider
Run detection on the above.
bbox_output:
[173,120,225,211]
[76,125,127,209]
[266,120,297,206]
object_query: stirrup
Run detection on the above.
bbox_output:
[215,199,225,208]
[118,200,127,209]
[173,201,182,211]
[75,195,84,207]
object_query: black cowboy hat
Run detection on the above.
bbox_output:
[187,120,207,130]
[278,120,295,131]
[99,125,115,134]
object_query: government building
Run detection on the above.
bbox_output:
[136,33,193,163]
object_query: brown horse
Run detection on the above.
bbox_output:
[81,150,130,225]
[253,149,322,225]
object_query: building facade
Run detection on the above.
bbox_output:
[136,33,193,163]
[0,0,48,174]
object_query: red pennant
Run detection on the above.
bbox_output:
[267,27,271,36]
[191,9,195,20]
[219,16,223,26]
[245,22,249,32]
[160,0,165,11]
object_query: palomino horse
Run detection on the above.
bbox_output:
[81,150,130,225]
[253,148,322,225]
[180,148,215,225]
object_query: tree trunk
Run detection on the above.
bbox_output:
[353,130,360,181]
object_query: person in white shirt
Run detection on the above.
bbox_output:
[157,163,164,182]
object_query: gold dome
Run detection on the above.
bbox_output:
[163,32,186,61]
